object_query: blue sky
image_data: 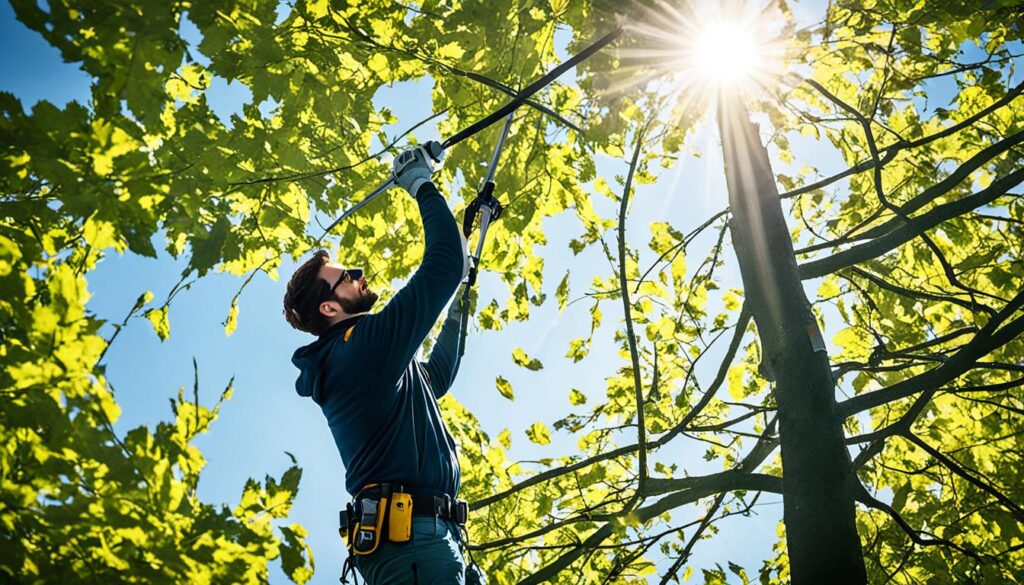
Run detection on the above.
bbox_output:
[6,1,1012,583]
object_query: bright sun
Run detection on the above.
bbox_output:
[690,21,762,84]
[612,1,790,113]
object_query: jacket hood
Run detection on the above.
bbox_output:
[291,317,361,401]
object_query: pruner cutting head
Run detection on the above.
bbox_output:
[462,185,503,238]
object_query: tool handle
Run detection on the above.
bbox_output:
[472,206,493,261]
[315,177,396,244]
[484,114,515,185]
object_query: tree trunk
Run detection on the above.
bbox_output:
[716,96,867,584]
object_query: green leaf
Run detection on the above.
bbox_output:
[512,348,543,371]
[727,561,750,585]
[367,53,389,76]
[497,428,511,449]
[437,41,466,61]
[189,217,231,277]
[556,270,570,311]
[223,297,240,337]
[525,422,551,446]
[279,524,314,585]
[565,338,590,362]
[145,307,170,341]
[495,376,514,401]
[722,288,743,311]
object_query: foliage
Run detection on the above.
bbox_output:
[0,235,311,582]
[2,0,1022,583]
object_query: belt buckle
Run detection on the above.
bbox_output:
[453,499,469,525]
[339,504,353,539]
[433,495,450,518]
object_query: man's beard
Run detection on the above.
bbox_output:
[336,290,378,315]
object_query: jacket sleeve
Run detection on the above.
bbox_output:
[421,290,468,398]
[355,182,464,381]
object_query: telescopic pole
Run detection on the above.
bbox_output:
[464,112,515,290]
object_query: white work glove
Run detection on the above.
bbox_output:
[392,141,444,197]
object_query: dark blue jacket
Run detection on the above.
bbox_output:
[291,182,466,497]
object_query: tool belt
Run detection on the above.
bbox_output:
[339,483,468,556]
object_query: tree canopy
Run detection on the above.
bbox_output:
[1,0,1022,583]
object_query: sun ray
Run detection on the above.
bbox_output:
[615,0,794,121]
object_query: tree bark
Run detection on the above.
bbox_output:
[716,96,867,584]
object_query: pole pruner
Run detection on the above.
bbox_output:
[461,111,514,289]
[317,27,622,242]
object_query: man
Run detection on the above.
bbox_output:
[282,143,476,584]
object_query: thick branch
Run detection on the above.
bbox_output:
[799,167,1024,279]
[618,125,649,491]
[636,473,783,520]
[472,309,751,510]
[857,129,1024,240]
[517,524,615,585]
[845,266,996,316]
[506,423,779,583]
[780,80,1024,200]
[804,78,899,215]
[855,483,984,560]
[903,432,1024,522]
[514,472,782,585]
[839,290,1024,417]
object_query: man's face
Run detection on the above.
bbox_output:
[318,261,379,317]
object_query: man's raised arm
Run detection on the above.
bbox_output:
[356,145,465,379]
[421,288,468,398]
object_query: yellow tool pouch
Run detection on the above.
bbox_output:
[340,484,414,556]
[388,492,413,543]
[343,485,388,555]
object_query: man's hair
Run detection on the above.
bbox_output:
[283,250,333,335]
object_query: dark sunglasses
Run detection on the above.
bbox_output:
[319,268,363,302]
